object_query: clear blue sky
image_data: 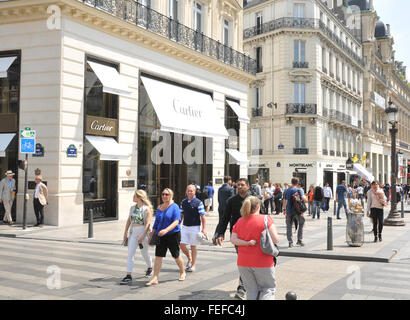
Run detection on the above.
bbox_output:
[373,0,410,81]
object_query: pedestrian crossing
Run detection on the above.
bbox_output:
[0,237,239,300]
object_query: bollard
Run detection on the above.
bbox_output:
[401,199,404,218]
[333,199,336,216]
[88,208,93,239]
[327,216,333,250]
[286,291,297,300]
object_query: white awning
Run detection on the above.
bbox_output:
[226,100,250,124]
[0,133,16,157]
[226,149,249,165]
[85,135,129,161]
[87,61,132,97]
[353,163,375,182]
[0,57,17,78]
[140,76,229,140]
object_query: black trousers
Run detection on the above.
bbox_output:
[324,197,330,211]
[370,208,384,237]
[33,198,44,225]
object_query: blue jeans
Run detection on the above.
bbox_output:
[337,199,349,218]
[313,200,322,219]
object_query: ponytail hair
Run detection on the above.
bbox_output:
[240,196,260,218]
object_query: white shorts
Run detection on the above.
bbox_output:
[181,225,201,246]
[204,198,212,207]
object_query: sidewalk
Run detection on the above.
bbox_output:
[1,202,410,263]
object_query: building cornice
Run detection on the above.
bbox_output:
[0,0,256,84]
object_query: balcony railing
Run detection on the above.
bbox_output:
[252,108,263,117]
[243,17,365,67]
[370,91,386,109]
[330,150,335,156]
[323,149,328,155]
[252,149,263,156]
[80,0,256,74]
[293,61,309,68]
[370,65,387,86]
[286,103,317,115]
[294,148,309,155]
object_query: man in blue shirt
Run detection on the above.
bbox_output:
[283,177,308,248]
[336,180,349,219]
[180,184,207,272]
[204,181,215,215]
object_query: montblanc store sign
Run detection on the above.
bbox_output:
[86,116,118,137]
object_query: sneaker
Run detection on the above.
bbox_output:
[296,240,305,247]
[186,266,196,272]
[185,262,192,270]
[289,242,293,248]
[234,288,246,300]
[120,275,132,285]
[145,268,153,277]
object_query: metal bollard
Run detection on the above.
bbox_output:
[286,291,297,300]
[88,208,93,239]
[401,199,404,218]
[333,199,336,216]
[327,216,333,250]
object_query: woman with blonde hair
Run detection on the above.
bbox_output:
[146,188,186,286]
[230,196,280,300]
[120,189,153,285]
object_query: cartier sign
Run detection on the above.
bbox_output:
[86,116,117,137]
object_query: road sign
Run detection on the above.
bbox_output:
[20,129,36,138]
[20,138,36,153]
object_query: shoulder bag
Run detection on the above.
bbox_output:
[149,210,165,246]
[260,215,279,257]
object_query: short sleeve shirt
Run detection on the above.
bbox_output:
[284,187,305,214]
[232,214,275,268]
[153,203,181,235]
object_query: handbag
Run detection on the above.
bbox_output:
[260,215,279,257]
[149,212,164,246]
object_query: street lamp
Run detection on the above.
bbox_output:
[384,99,405,226]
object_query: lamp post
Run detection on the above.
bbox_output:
[384,99,405,226]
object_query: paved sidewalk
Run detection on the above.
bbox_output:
[1,202,410,263]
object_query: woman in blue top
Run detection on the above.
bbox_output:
[146,188,186,286]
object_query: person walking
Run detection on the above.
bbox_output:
[216,178,252,300]
[313,184,324,219]
[261,183,272,215]
[336,180,349,219]
[146,188,186,286]
[203,181,215,215]
[366,181,387,242]
[323,183,333,213]
[283,177,308,248]
[251,178,262,200]
[0,170,16,225]
[273,183,283,215]
[267,182,275,214]
[121,189,153,285]
[307,185,314,216]
[33,175,48,227]
[347,184,354,208]
[180,185,207,273]
[356,184,364,208]
[230,196,280,300]
[212,176,234,245]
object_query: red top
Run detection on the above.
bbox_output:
[232,214,275,268]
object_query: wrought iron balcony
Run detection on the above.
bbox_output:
[330,150,335,156]
[322,149,328,155]
[243,17,365,67]
[370,65,387,86]
[252,148,263,156]
[80,0,256,74]
[293,61,309,68]
[294,148,309,155]
[252,108,263,117]
[285,103,317,115]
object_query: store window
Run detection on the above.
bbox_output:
[295,126,306,149]
[83,57,119,221]
[225,99,240,182]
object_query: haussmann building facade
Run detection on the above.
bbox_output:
[0,0,255,226]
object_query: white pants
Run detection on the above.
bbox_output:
[126,226,152,273]
[2,200,13,222]
[238,266,276,300]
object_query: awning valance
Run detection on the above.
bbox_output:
[226,100,250,124]
[0,57,17,78]
[140,76,229,140]
[85,135,129,161]
[0,133,16,157]
[226,149,249,165]
[87,61,132,97]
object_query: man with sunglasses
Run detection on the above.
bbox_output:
[216,178,252,300]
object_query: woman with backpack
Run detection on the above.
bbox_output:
[230,196,280,300]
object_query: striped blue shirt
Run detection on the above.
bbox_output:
[180,196,205,227]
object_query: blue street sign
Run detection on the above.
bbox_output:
[20,138,36,153]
